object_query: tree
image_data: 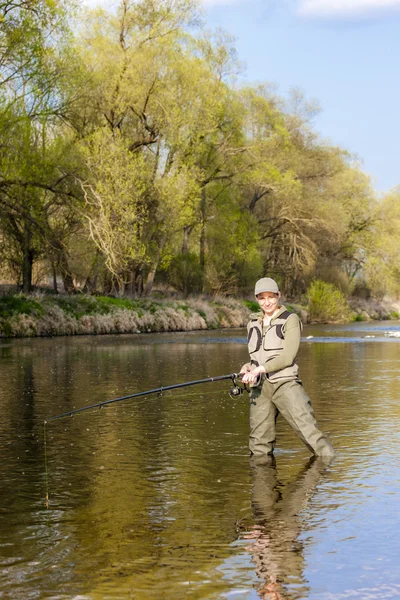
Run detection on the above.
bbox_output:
[0,113,82,292]
[0,0,82,292]
[362,187,400,299]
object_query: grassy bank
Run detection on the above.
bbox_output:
[0,293,255,338]
[1,292,399,338]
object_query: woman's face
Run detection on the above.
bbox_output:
[256,292,280,316]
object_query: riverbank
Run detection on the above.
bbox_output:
[0,293,254,338]
[0,292,399,338]
[348,297,400,322]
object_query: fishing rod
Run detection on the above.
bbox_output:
[43,373,248,507]
[45,372,248,423]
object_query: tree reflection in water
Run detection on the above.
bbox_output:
[241,456,332,600]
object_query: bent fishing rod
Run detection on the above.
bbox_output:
[45,372,248,423]
[43,373,248,507]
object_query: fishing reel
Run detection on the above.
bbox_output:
[229,374,249,400]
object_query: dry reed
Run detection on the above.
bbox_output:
[0,295,252,338]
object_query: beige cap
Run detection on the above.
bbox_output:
[255,277,279,296]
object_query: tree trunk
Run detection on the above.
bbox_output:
[82,251,102,294]
[22,250,34,293]
[117,278,126,297]
[199,188,207,291]
[124,276,135,297]
[51,239,75,293]
[135,270,144,297]
[182,225,193,255]
[59,254,75,294]
[144,235,167,297]
[51,260,58,293]
[124,267,144,297]
[22,229,34,293]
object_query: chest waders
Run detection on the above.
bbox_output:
[247,309,335,459]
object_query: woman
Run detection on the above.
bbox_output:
[241,277,335,459]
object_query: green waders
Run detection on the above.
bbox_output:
[250,378,335,457]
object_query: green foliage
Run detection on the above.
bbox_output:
[314,264,354,297]
[0,0,388,302]
[0,295,44,318]
[42,294,149,318]
[203,187,263,295]
[166,253,203,296]
[0,0,80,293]
[95,296,137,311]
[243,299,259,312]
[80,131,149,282]
[45,295,105,318]
[362,189,400,299]
[352,313,366,322]
[307,280,351,323]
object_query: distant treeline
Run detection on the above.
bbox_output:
[1,0,400,301]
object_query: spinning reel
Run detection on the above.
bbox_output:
[229,374,250,400]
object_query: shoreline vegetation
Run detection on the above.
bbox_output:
[2,0,400,328]
[1,291,399,339]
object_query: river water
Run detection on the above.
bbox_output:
[1,321,400,600]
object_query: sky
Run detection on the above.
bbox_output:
[201,0,400,194]
[82,0,400,194]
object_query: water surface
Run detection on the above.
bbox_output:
[1,321,400,599]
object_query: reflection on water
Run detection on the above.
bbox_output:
[240,456,331,600]
[1,322,400,599]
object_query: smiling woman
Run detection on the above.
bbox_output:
[240,277,335,459]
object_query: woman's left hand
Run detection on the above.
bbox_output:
[241,366,265,384]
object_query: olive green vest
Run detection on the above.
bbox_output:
[247,306,300,382]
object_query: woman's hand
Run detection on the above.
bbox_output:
[241,366,265,385]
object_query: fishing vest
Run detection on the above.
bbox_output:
[247,306,301,382]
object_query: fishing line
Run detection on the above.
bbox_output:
[44,420,50,509]
[45,373,244,422]
[43,372,248,508]
[119,387,228,408]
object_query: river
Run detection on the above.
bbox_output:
[1,321,400,600]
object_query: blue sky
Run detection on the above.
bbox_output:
[201,0,400,194]
[83,0,400,194]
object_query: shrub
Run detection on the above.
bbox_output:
[307,280,351,323]
[243,299,259,313]
[352,313,366,322]
[0,295,44,318]
[314,264,354,297]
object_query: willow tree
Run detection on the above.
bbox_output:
[158,38,298,294]
[309,163,376,293]
[234,85,377,298]
[72,0,204,295]
[80,130,151,294]
[229,85,317,295]
[77,0,260,295]
[0,0,83,292]
[361,187,400,299]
